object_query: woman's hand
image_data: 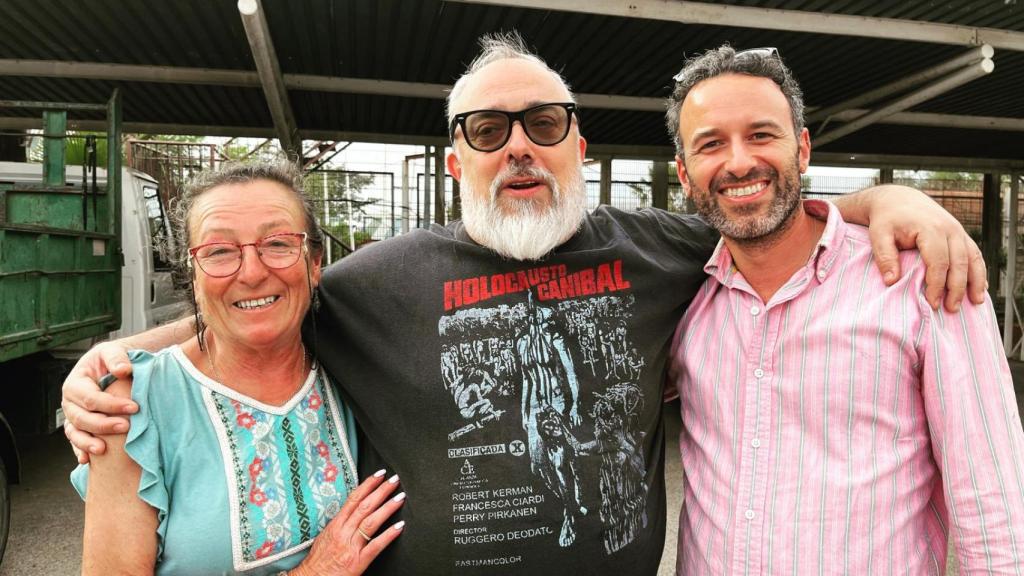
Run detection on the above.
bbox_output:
[291,470,406,576]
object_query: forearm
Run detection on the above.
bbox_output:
[117,316,194,352]
[830,184,921,226]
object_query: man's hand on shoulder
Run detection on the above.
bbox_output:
[835,184,987,312]
[62,341,138,464]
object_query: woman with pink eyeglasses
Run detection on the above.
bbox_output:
[71,161,403,575]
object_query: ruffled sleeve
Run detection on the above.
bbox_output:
[69,349,171,555]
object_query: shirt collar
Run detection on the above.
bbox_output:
[703,199,849,288]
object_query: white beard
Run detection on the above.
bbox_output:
[461,163,588,261]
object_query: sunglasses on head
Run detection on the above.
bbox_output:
[672,47,780,82]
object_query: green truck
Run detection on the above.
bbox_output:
[0,92,186,559]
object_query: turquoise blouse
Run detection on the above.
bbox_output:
[71,346,359,575]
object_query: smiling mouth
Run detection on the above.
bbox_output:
[720,182,767,198]
[234,295,280,310]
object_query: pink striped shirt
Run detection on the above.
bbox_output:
[669,200,1024,575]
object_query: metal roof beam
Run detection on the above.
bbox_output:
[829,109,1024,132]
[814,58,994,147]
[286,74,450,99]
[806,45,994,125]
[0,59,666,111]
[0,59,258,86]
[5,59,1018,124]
[237,0,300,157]
[0,117,448,145]
[449,0,1024,52]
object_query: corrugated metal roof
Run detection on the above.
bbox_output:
[1,0,1022,162]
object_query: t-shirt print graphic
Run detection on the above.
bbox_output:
[440,264,649,560]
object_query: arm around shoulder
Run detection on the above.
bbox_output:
[833,184,986,311]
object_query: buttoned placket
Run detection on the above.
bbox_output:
[728,263,817,575]
[730,288,776,575]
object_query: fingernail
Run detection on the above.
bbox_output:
[89,445,101,455]
[393,492,406,502]
[883,271,896,283]
[113,423,128,433]
[388,474,399,484]
[116,362,130,372]
[373,469,386,478]
[393,521,406,531]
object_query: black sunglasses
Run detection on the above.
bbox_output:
[672,47,779,82]
[448,102,578,153]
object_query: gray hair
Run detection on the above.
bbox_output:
[446,31,575,124]
[171,160,323,266]
[170,160,324,348]
[666,45,805,157]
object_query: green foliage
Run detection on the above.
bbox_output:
[28,131,116,166]
[65,134,110,166]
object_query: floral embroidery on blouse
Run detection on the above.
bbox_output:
[204,372,357,571]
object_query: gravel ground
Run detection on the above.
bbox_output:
[0,432,83,576]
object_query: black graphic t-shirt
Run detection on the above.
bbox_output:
[314,206,716,575]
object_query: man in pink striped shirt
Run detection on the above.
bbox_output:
[667,46,1024,574]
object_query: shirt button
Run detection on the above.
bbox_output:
[817,269,827,279]
[754,368,764,378]
[751,438,761,448]
[750,305,760,316]
[745,509,755,520]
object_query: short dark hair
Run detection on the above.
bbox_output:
[666,45,805,157]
